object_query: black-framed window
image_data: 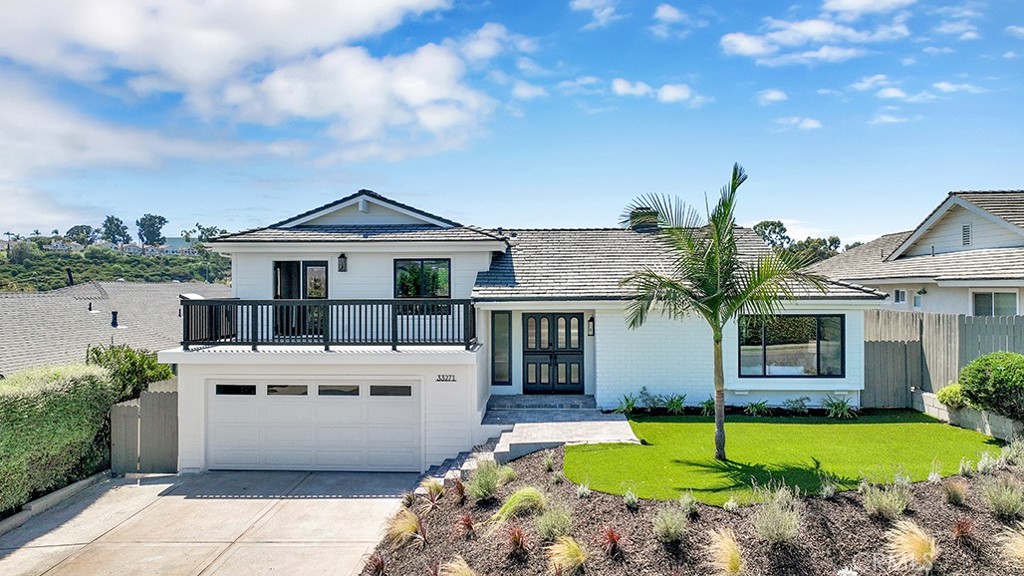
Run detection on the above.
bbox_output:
[492,311,512,386]
[739,315,845,378]
[973,292,1017,317]
[394,259,451,298]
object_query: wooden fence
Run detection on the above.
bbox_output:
[111,390,178,474]
[862,310,1024,408]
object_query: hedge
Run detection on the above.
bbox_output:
[959,351,1024,421]
[0,364,116,514]
[86,343,173,402]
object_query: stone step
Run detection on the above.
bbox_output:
[486,394,597,411]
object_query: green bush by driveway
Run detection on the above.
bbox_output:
[959,351,1024,420]
[0,364,116,513]
[564,411,1000,505]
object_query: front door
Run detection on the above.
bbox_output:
[523,313,584,394]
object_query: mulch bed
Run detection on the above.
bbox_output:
[367,448,1023,575]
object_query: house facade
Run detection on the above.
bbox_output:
[811,191,1024,316]
[159,190,883,474]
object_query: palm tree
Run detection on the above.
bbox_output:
[620,163,826,461]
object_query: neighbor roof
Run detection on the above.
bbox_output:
[0,281,230,377]
[472,228,884,301]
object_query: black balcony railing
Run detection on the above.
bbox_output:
[181,298,476,351]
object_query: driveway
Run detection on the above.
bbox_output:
[0,471,416,576]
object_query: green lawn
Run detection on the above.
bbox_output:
[563,411,1001,505]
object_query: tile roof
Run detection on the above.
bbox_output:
[0,281,230,377]
[472,228,884,301]
[270,189,463,228]
[953,190,1024,230]
[211,224,505,243]
[808,230,1024,282]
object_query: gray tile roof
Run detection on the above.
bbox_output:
[270,189,464,228]
[808,230,1024,282]
[211,224,505,244]
[0,281,230,377]
[472,228,884,301]
[954,190,1024,229]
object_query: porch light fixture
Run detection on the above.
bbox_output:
[338,253,347,272]
[587,316,595,336]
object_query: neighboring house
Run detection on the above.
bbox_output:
[93,241,118,250]
[43,240,84,252]
[159,245,180,256]
[121,243,143,255]
[180,246,200,257]
[810,191,1024,316]
[158,190,883,473]
[0,281,230,377]
[144,246,160,256]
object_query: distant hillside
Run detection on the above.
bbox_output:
[0,245,230,292]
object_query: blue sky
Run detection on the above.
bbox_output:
[1,0,1021,245]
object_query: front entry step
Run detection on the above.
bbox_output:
[486,394,597,411]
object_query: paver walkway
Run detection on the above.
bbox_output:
[0,471,416,576]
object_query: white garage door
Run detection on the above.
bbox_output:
[206,379,422,472]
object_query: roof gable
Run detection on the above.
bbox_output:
[272,189,462,229]
[886,192,1024,261]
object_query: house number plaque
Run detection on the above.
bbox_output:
[436,374,457,382]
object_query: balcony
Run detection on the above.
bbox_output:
[181,298,476,351]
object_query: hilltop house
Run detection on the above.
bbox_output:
[810,191,1024,316]
[158,190,883,473]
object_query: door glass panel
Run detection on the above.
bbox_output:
[570,363,580,385]
[539,365,549,384]
[527,363,537,384]
[304,264,327,299]
[527,317,537,349]
[540,317,550,349]
[557,317,567,349]
[557,363,567,384]
[318,384,359,396]
[570,317,580,349]
[267,384,308,396]
[493,312,511,384]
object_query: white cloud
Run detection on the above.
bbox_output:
[649,4,705,38]
[822,0,917,20]
[904,91,939,103]
[934,20,980,41]
[515,57,549,77]
[458,22,537,64]
[851,73,891,91]
[933,81,983,93]
[511,80,549,100]
[570,0,623,30]
[877,87,908,99]
[757,89,789,105]
[657,83,692,103]
[870,113,908,124]
[1005,51,1019,59]
[720,33,777,57]
[557,75,602,95]
[901,56,916,65]
[1007,25,1024,39]
[923,46,955,54]
[758,46,867,66]
[611,78,653,97]
[777,116,823,130]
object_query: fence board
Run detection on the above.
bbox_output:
[110,401,139,475]
[139,391,178,473]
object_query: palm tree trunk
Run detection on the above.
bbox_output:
[713,330,727,461]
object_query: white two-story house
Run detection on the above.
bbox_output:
[159,190,883,474]
[811,191,1024,316]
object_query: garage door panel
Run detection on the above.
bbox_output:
[260,403,315,422]
[260,424,314,446]
[315,425,366,445]
[314,404,363,421]
[263,449,313,467]
[314,450,366,468]
[366,404,417,421]
[209,449,261,468]
[368,426,419,445]
[209,402,259,423]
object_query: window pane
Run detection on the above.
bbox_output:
[527,317,537,349]
[422,260,450,298]
[557,363,567,384]
[540,364,549,384]
[739,317,764,376]
[974,292,994,316]
[267,384,308,396]
[318,384,359,396]
[493,312,511,384]
[570,317,580,348]
[995,293,1017,317]
[395,260,422,298]
[557,317,567,349]
[819,316,844,376]
[527,363,537,384]
[304,265,327,299]
[540,317,550,349]
[765,316,817,376]
[216,384,255,396]
[370,385,412,397]
[570,363,580,384]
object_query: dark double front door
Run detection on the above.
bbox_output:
[523,313,584,394]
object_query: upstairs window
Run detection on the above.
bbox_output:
[962,223,972,247]
[973,292,1017,317]
[394,259,451,298]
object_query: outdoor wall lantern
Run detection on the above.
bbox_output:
[338,253,348,272]
[587,316,595,336]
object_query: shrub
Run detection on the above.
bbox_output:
[937,383,969,410]
[438,556,477,576]
[700,396,716,417]
[980,477,1024,519]
[638,386,665,410]
[886,520,939,574]
[782,396,811,415]
[86,343,173,402]
[977,451,1004,475]
[927,460,942,484]
[467,460,499,502]
[401,491,417,508]
[743,400,771,417]
[598,526,623,557]
[959,351,1024,420]
[614,393,639,414]
[751,484,803,544]
[862,482,912,520]
[665,393,686,415]
[706,528,743,576]
[944,479,968,506]
[818,472,839,499]
[364,553,387,576]
[420,478,444,510]
[505,523,529,558]
[723,496,739,513]
[959,457,975,477]
[0,364,116,514]
[384,509,425,549]
[623,488,639,511]
[654,506,689,544]
[1003,436,1024,466]
[952,518,973,544]
[679,491,699,517]
[551,471,565,485]
[458,512,475,539]
[576,482,591,499]
[823,395,857,419]
[536,502,573,541]
[999,521,1024,565]
[543,451,555,472]
[451,478,466,506]
[498,464,517,486]
[546,536,587,575]
[491,487,547,524]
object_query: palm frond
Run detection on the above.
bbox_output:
[621,268,710,328]
[620,193,704,230]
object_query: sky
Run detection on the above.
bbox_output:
[0,0,1021,245]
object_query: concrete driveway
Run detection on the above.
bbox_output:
[0,471,416,576]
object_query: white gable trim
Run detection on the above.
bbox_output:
[886,196,1024,261]
[281,193,455,229]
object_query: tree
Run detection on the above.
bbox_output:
[136,214,168,246]
[9,241,34,265]
[100,216,132,244]
[181,222,228,244]
[65,224,97,245]
[787,236,840,264]
[621,164,826,461]
[752,220,791,250]
[31,229,41,237]
[844,241,864,251]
